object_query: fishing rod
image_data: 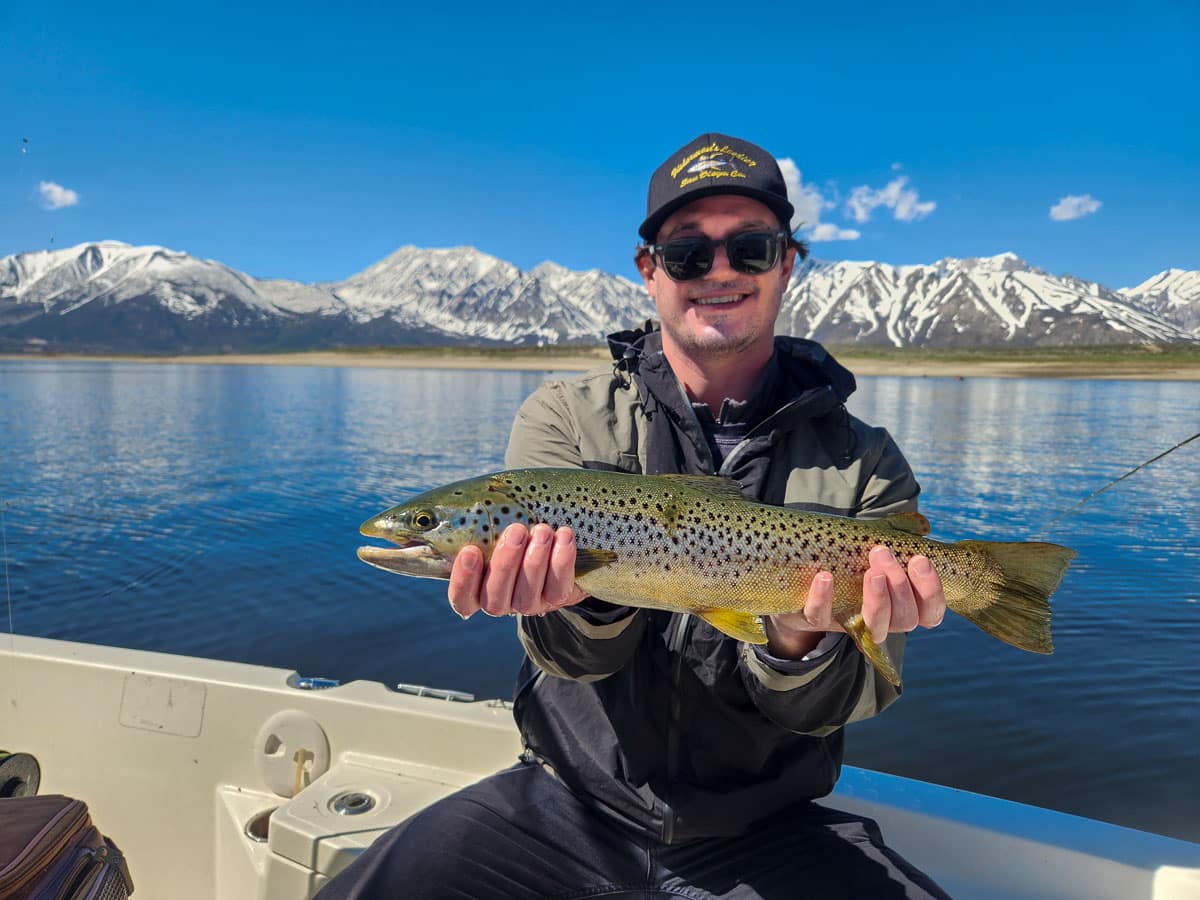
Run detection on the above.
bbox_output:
[1035,429,1200,536]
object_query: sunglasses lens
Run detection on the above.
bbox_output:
[653,232,782,281]
[727,233,778,273]
[660,239,713,281]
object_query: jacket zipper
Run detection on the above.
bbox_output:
[662,611,692,844]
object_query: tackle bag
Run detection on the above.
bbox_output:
[0,794,133,899]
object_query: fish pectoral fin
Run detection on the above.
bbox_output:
[696,609,768,644]
[574,548,619,578]
[883,511,931,536]
[838,612,902,687]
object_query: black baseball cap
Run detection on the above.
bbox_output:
[638,133,795,242]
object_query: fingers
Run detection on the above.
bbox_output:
[447,545,484,620]
[478,524,531,616]
[451,525,585,620]
[907,554,947,629]
[543,527,587,610]
[512,524,554,614]
[861,566,892,644]
[868,545,919,640]
[802,572,835,630]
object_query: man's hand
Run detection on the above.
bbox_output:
[448,523,588,619]
[766,546,946,659]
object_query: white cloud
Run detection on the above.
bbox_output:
[809,223,862,242]
[38,181,79,210]
[778,157,860,242]
[846,176,935,224]
[777,157,829,232]
[891,161,903,171]
[1049,194,1101,222]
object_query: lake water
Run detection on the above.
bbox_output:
[1,359,1197,842]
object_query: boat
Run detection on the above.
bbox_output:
[2,633,1198,899]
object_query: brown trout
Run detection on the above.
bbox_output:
[357,468,1076,686]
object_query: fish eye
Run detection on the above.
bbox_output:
[411,510,437,531]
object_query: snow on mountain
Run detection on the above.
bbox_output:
[1119,269,1200,335]
[780,253,1191,347]
[0,241,1194,352]
[0,241,345,319]
[330,246,647,344]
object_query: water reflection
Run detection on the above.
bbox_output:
[1,360,1197,840]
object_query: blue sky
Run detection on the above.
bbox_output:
[3,0,1197,289]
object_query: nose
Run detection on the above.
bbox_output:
[706,243,735,277]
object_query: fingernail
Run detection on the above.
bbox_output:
[871,574,887,591]
[532,527,552,545]
[461,553,478,572]
[913,557,932,576]
[503,526,525,548]
[818,572,833,586]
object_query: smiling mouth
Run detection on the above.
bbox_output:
[691,292,750,307]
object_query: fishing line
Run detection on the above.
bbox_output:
[2,500,21,737]
[1035,429,1200,537]
[3,501,14,641]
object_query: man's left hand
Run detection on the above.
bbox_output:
[766,546,946,659]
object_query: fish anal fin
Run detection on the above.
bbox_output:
[696,609,768,644]
[658,474,747,501]
[884,511,931,536]
[838,612,902,687]
[574,548,619,578]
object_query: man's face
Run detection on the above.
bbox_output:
[637,194,796,365]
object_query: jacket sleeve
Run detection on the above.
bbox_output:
[505,381,646,681]
[739,424,918,734]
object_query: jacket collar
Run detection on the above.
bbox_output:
[606,320,857,423]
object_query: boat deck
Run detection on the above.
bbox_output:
[2,634,1197,899]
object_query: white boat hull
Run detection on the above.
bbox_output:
[2,634,1197,899]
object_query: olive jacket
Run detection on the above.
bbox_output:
[507,324,920,844]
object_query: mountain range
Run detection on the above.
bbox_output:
[1,241,1196,353]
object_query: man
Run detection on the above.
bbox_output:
[318,134,950,899]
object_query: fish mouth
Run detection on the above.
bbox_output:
[356,542,453,579]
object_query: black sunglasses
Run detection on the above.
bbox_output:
[643,230,789,282]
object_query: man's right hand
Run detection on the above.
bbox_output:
[448,523,588,619]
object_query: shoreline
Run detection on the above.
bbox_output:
[3,349,1199,380]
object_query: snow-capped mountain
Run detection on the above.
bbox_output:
[0,241,1194,353]
[780,253,1193,347]
[0,241,649,351]
[1119,269,1200,335]
[331,246,643,345]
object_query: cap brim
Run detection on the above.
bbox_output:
[639,186,795,242]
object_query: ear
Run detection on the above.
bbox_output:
[635,249,658,298]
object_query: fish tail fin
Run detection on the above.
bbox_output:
[839,612,902,687]
[953,540,1076,654]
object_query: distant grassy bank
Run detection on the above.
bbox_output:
[823,343,1200,380]
[4,343,1199,380]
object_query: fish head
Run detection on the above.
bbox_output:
[356,475,534,580]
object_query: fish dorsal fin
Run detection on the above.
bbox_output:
[486,475,513,495]
[883,511,931,536]
[657,474,747,501]
[695,609,768,644]
[574,548,619,578]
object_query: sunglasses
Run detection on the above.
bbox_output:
[643,230,789,282]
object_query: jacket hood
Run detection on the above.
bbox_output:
[606,320,857,412]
